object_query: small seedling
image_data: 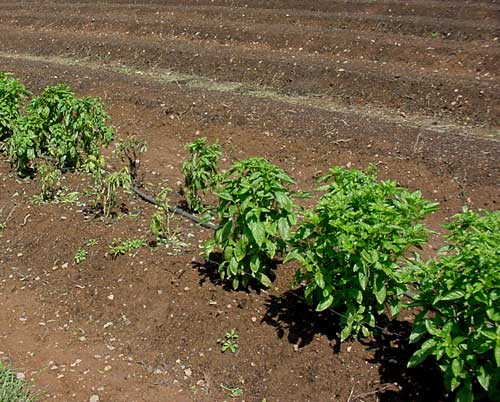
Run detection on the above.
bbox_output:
[101,167,132,217]
[220,384,243,398]
[74,248,88,264]
[57,191,79,204]
[150,187,173,239]
[85,239,98,247]
[37,161,62,201]
[0,206,15,232]
[113,136,147,185]
[73,239,98,264]
[150,187,190,253]
[182,137,222,212]
[218,329,239,353]
[109,238,146,258]
[85,157,131,217]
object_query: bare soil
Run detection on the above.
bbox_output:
[0,1,499,402]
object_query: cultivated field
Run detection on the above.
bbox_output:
[0,1,499,401]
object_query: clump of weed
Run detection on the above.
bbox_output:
[0,361,38,402]
[150,187,189,253]
[74,248,88,264]
[108,238,146,258]
[220,384,243,398]
[218,328,239,353]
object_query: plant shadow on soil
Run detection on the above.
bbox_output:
[362,319,450,402]
[192,252,277,293]
[190,257,449,402]
[193,257,233,291]
[262,290,342,351]
[263,290,449,402]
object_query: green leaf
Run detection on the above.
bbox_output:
[275,191,292,211]
[495,345,500,367]
[407,339,436,368]
[250,221,266,247]
[424,319,440,337]
[480,329,497,341]
[234,239,246,262]
[266,240,277,258]
[257,273,272,288]
[250,255,260,274]
[358,270,368,291]
[477,366,491,391]
[374,275,386,305]
[304,283,316,304]
[340,325,352,342]
[486,308,500,321]
[277,217,290,239]
[451,358,464,378]
[265,221,277,237]
[284,249,301,264]
[229,257,238,276]
[315,271,325,289]
[223,245,234,262]
[316,295,333,312]
[439,290,465,301]
[361,249,373,264]
[409,322,427,344]
[450,375,461,392]
[220,220,233,244]
[241,275,249,288]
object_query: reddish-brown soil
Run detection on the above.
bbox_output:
[0,1,499,402]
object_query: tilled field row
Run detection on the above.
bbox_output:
[2,9,499,76]
[10,0,499,21]
[1,27,498,128]
[1,52,499,189]
[2,2,499,41]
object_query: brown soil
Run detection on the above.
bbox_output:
[1,2,499,402]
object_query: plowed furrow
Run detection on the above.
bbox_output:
[9,0,498,21]
[1,3,498,41]
[1,28,498,127]
[1,10,498,78]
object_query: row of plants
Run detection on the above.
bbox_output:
[1,73,499,402]
[190,141,499,401]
